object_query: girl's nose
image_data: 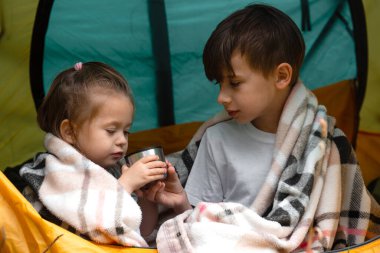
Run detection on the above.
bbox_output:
[116,133,128,147]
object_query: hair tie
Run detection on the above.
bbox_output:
[74,62,83,71]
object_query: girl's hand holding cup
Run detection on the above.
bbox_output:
[119,146,168,193]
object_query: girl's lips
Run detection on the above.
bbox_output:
[111,152,123,159]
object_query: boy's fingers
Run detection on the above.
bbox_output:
[144,182,161,201]
[135,189,143,198]
[166,166,178,179]
[153,182,165,201]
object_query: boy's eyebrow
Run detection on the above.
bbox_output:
[228,74,242,80]
[224,73,236,79]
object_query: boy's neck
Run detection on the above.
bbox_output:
[251,119,278,134]
[251,87,291,134]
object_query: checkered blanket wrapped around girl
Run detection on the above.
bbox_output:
[157,81,380,252]
[19,134,148,247]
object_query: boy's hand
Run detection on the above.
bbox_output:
[142,161,192,214]
[118,155,167,193]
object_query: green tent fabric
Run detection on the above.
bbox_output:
[0,0,44,169]
[38,0,358,132]
[360,0,380,133]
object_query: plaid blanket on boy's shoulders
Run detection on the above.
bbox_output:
[19,133,148,247]
[159,81,380,253]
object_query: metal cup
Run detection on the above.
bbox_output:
[127,146,166,165]
[126,146,167,189]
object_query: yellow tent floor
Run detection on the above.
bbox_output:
[0,171,157,253]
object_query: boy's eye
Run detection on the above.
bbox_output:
[123,130,130,136]
[230,81,241,87]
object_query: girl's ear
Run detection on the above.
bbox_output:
[275,63,292,90]
[60,119,76,144]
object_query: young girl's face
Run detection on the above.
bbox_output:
[72,91,134,169]
[217,52,288,133]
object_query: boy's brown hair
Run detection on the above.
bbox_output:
[203,3,305,86]
[37,62,134,137]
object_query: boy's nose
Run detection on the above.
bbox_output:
[217,90,231,105]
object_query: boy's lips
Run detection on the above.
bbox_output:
[227,110,239,118]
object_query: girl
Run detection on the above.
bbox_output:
[19,62,172,247]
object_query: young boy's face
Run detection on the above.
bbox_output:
[217,52,283,132]
[72,92,133,169]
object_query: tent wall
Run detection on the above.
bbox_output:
[32,0,358,132]
[360,0,380,132]
[356,0,380,185]
[0,0,44,169]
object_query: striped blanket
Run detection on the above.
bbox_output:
[19,133,148,247]
[157,82,380,252]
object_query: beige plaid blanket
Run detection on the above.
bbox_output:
[19,133,148,247]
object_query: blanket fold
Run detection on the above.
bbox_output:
[20,133,148,247]
[159,81,380,252]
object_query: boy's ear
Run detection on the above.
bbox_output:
[60,119,76,144]
[275,63,292,89]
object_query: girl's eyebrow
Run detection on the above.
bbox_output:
[104,120,132,128]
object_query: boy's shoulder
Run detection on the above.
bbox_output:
[205,119,252,139]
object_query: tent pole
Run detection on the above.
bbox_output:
[148,0,175,127]
[29,0,54,111]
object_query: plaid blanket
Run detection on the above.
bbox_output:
[19,133,148,247]
[157,81,380,252]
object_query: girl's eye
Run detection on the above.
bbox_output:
[123,130,130,136]
[106,129,116,134]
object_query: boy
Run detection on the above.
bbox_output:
[184,2,304,207]
[147,3,380,252]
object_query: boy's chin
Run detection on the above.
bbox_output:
[233,118,250,124]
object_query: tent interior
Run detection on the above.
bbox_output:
[1,0,380,252]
